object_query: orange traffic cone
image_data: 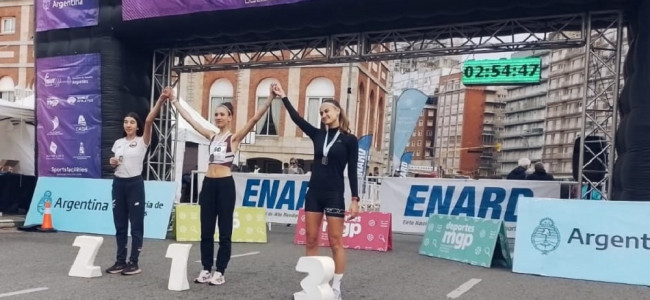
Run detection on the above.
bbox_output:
[38,201,56,232]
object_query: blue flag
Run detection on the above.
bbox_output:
[357,134,372,179]
[399,152,413,177]
[392,89,428,171]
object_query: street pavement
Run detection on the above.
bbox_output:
[0,225,648,299]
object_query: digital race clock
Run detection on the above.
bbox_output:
[462,57,542,86]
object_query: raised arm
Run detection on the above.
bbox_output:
[143,95,165,146]
[233,90,274,144]
[272,83,319,138]
[166,87,215,140]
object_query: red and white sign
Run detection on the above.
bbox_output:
[293,209,392,252]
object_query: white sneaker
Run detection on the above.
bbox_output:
[194,270,212,283]
[333,287,342,300]
[209,271,225,285]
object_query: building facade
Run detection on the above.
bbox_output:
[543,30,627,179]
[434,73,504,178]
[0,0,34,101]
[180,62,390,174]
[499,50,550,176]
[390,57,460,171]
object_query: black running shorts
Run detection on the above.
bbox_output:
[304,189,345,218]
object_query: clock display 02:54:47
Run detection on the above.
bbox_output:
[463,64,539,78]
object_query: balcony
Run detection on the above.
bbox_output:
[501,144,544,151]
[500,129,544,139]
[505,103,546,114]
[542,153,573,160]
[504,90,547,103]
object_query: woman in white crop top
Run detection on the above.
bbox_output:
[168,85,275,285]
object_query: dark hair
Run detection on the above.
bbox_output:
[320,99,351,134]
[123,112,144,137]
[218,102,234,116]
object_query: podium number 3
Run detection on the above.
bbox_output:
[294,256,335,300]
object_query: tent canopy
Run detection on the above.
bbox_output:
[0,95,34,123]
[0,95,35,175]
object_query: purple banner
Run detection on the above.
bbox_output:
[123,0,310,21]
[36,53,101,178]
[36,0,99,32]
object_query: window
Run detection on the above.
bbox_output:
[418,120,423,126]
[417,140,422,146]
[426,130,432,136]
[1,18,15,34]
[255,78,282,135]
[0,76,15,101]
[416,151,421,156]
[306,78,335,129]
[208,79,233,125]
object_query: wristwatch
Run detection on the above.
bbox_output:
[351,196,360,202]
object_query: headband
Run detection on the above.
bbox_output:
[321,100,340,109]
[219,104,232,114]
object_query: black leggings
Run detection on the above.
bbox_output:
[112,175,145,264]
[200,176,236,274]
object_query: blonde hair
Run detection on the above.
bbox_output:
[322,99,351,134]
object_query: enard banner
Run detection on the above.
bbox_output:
[379,177,561,238]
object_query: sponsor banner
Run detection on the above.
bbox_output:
[357,134,372,179]
[36,0,99,32]
[175,205,267,243]
[293,209,392,252]
[514,198,650,286]
[391,89,428,170]
[419,214,511,268]
[379,177,561,238]
[399,152,413,177]
[123,0,310,21]
[36,53,101,178]
[234,173,351,224]
[24,177,175,239]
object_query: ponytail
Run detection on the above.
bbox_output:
[338,108,352,135]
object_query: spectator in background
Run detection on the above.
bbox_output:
[507,158,530,180]
[282,163,289,174]
[286,158,305,174]
[526,162,554,181]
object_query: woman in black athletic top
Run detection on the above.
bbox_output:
[272,83,358,300]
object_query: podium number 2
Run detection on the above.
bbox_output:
[294,256,335,300]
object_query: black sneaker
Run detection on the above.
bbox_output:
[121,262,141,275]
[106,262,127,274]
